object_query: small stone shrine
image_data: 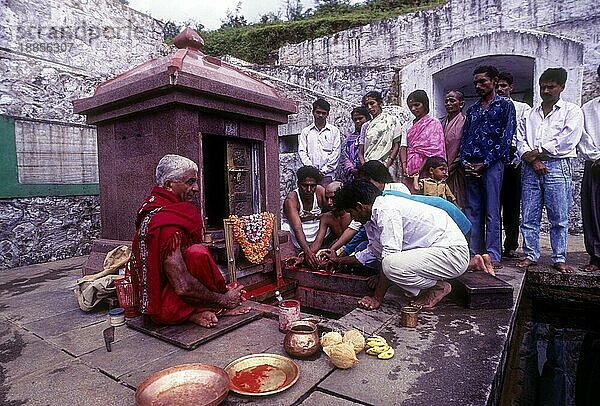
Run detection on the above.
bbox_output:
[73,28,297,279]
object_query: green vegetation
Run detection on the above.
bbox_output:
[167,0,447,64]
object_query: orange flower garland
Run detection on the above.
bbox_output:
[229,212,275,264]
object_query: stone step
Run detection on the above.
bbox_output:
[450,271,514,309]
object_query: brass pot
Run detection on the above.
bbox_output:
[283,320,320,358]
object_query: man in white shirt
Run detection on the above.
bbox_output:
[515,68,584,273]
[497,71,532,259]
[578,65,600,272]
[298,98,341,186]
[329,179,469,310]
[329,160,410,256]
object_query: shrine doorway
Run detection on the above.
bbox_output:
[201,135,260,229]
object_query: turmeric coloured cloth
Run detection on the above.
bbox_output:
[131,186,226,324]
[419,178,457,204]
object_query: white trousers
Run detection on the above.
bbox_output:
[382,245,470,297]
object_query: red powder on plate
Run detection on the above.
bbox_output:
[231,364,276,393]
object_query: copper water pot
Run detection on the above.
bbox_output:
[283,320,320,358]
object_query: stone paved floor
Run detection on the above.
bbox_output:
[0,235,597,405]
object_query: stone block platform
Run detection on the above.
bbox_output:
[0,235,596,405]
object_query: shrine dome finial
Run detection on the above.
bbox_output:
[173,27,204,51]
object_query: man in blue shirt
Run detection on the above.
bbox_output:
[460,65,516,267]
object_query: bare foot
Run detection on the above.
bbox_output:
[482,254,495,276]
[367,275,378,290]
[411,281,452,309]
[553,262,573,273]
[468,255,486,272]
[189,310,218,328]
[516,258,537,268]
[358,295,382,310]
[220,306,252,317]
[579,264,599,272]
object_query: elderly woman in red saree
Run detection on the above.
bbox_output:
[400,90,446,193]
[441,90,467,208]
[358,91,402,169]
[131,154,250,327]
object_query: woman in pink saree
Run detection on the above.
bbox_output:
[400,90,446,193]
[441,90,467,208]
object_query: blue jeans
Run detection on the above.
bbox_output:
[464,160,504,262]
[521,158,572,263]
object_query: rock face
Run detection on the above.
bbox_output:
[263,0,599,235]
[0,196,100,268]
[278,0,599,104]
[0,0,164,269]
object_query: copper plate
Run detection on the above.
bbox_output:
[225,353,300,396]
[135,363,229,406]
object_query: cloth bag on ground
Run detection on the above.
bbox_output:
[75,245,131,311]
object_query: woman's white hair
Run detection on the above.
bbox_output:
[155,154,198,187]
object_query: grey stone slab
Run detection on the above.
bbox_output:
[41,256,87,271]
[300,390,363,405]
[0,262,79,295]
[120,317,282,388]
[319,284,419,337]
[0,287,80,324]
[121,317,334,406]
[79,330,180,379]
[23,307,108,338]
[4,359,134,406]
[0,264,49,284]
[0,321,73,383]
[47,319,137,357]
[318,295,522,406]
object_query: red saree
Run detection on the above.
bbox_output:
[131,186,226,324]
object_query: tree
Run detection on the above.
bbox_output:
[259,11,282,24]
[315,0,351,13]
[221,1,248,29]
[182,19,205,33]
[162,20,181,40]
[284,0,304,21]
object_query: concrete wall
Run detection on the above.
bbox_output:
[265,0,600,234]
[278,0,599,102]
[0,0,164,269]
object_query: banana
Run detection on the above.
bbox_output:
[378,347,395,359]
[366,335,387,346]
[366,344,390,355]
[365,339,387,348]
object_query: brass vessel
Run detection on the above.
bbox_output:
[283,320,320,358]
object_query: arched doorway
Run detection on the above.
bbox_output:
[400,30,584,118]
[432,55,535,115]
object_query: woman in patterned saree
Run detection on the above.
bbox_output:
[358,91,402,170]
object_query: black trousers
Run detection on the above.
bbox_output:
[500,163,521,252]
[581,161,600,266]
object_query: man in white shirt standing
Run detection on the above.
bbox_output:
[329,179,469,310]
[298,98,341,186]
[515,68,584,273]
[497,71,531,259]
[578,65,600,272]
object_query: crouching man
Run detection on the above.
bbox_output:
[131,154,249,327]
[329,179,469,310]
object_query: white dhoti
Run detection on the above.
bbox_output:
[382,245,469,297]
[281,218,321,250]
